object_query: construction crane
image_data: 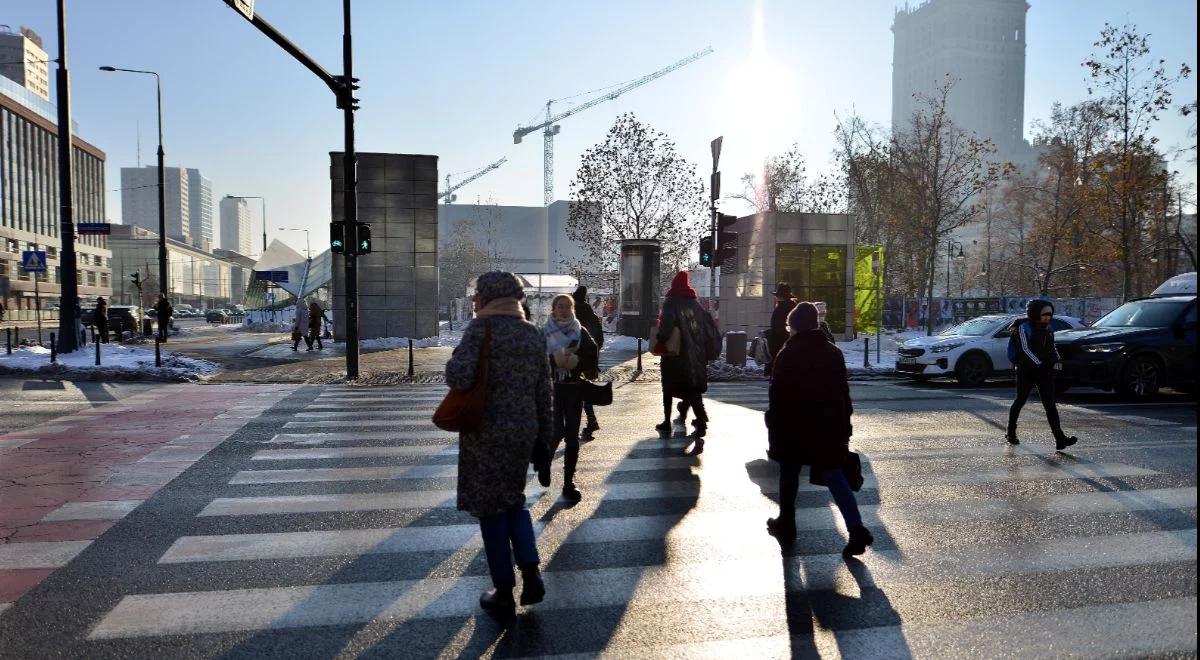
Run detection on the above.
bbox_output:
[439,157,508,204]
[513,46,714,206]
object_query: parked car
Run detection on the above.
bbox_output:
[1055,274,1197,399]
[205,309,230,324]
[107,306,142,335]
[897,313,1084,386]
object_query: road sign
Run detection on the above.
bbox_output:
[710,136,723,171]
[76,222,112,235]
[21,251,47,273]
[253,270,289,283]
[226,0,254,21]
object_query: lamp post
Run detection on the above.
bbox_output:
[224,195,267,255]
[99,65,168,306]
[946,238,965,297]
[280,228,311,260]
[54,1,81,353]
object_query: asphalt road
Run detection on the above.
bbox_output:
[0,375,1194,658]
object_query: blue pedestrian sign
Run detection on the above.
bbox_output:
[21,251,47,273]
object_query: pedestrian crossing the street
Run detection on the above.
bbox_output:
[0,381,1194,658]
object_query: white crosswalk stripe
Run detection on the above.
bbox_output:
[76,383,1197,656]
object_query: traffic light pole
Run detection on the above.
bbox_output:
[55,0,80,353]
[222,0,361,378]
[709,137,722,313]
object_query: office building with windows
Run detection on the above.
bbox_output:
[219,195,252,256]
[120,165,190,244]
[186,168,213,250]
[0,26,50,101]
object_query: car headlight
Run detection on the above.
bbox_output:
[931,342,965,353]
[1081,343,1126,353]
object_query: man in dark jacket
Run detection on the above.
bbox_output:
[765,302,872,556]
[573,285,604,439]
[654,272,710,453]
[94,297,109,343]
[1007,299,1078,450]
[154,295,173,342]
[765,283,796,377]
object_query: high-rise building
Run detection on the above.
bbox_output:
[186,168,213,250]
[121,166,190,244]
[891,0,1033,168]
[219,195,252,256]
[0,26,50,101]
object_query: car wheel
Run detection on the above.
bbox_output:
[955,353,990,387]
[1118,356,1161,399]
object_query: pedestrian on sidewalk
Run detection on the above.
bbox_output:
[94,297,109,344]
[573,285,605,441]
[307,301,326,350]
[765,283,797,378]
[765,301,873,557]
[543,293,599,501]
[154,295,173,343]
[446,271,552,618]
[1006,299,1078,451]
[653,271,710,454]
[291,301,310,352]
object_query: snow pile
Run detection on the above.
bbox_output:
[707,360,766,382]
[235,321,292,333]
[360,328,464,351]
[602,335,648,353]
[0,343,218,381]
[838,333,904,376]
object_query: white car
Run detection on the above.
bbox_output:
[896,314,1084,386]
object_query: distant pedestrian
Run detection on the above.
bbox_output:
[766,283,797,377]
[1006,299,1078,451]
[307,301,325,350]
[765,301,872,556]
[153,295,173,342]
[543,293,598,501]
[654,271,710,454]
[573,285,605,441]
[292,301,310,351]
[446,271,552,618]
[94,297,109,344]
[0,299,6,324]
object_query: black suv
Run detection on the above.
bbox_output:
[107,306,142,334]
[1055,294,1197,398]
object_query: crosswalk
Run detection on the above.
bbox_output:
[1,381,1195,658]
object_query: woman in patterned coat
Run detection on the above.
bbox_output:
[445,271,554,618]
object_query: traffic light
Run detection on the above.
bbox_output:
[716,213,738,267]
[356,222,372,254]
[330,222,346,254]
[699,236,714,267]
[130,271,141,288]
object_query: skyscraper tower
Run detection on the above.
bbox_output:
[891,0,1033,168]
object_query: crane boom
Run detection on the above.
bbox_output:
[439,157,508,202]
[512,46,714,205]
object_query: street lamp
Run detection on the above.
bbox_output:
[224,195,267,255]
[281,228,311,260]
[946,238,965,297]
[98,65,168,304]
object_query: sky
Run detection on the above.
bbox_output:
[6,1,1197,259]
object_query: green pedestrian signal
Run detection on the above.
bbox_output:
[356,222,372,254]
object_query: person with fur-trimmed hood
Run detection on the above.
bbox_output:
[1006,299,1078,451]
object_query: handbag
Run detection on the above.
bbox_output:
[580,380,613,406]
[432,321,491,432]
[810,450,864,492]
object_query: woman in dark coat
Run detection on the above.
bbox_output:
[765,301,872,557]
[542,293,599,501]
[654,271,709,453]
[445,271,554,617]
[573,285,604,440]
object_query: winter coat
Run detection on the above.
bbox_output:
[154,299,172,321]
[767,299,796,360]
[94,301,109,328]
[546,326,599,384]
[656,295,709,395]
[293,304,310,333]
[765,330,853,468]
[446,315,554,518]
[1011,299,1060,370]
[573,293,604,350]
[308,304,324,331]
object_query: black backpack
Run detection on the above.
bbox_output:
[699,309,722,361]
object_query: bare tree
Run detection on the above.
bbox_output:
[733,144,846,214]
[566,113,708,275]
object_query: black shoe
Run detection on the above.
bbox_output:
[686,437,705,456]
[536,456,552,488]
[580,427,594,443]
[518,565,545,606]
[689,420,707,439]
[479,588,516,618]
[1055,435,1078,451]
[1005,430,1020,445]
[562,483,582,501]
[766,516,796,538]
[843,526,874,558]
[584,416,600,433]
[655,421,671,436]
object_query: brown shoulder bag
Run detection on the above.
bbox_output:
[433,321,491,432]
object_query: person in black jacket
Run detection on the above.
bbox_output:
[765,302,872,557]
[765,283,796,377]
[542,293,599,501]
[1007,299,1078,451]
[94,297,110,343]
[154,295,173,342]
[573,285,605,440]
[654,271,710,454]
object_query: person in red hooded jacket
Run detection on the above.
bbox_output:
[653,271,710,454]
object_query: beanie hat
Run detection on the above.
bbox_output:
[475,271,525,304]
[787,301,819,332]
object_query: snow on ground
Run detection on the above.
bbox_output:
[360,327,464,351]
[233,321,292,333]
[602,335,647,353]
[0,343,218,381]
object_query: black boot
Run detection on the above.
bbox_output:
[766,515,796,539]
[562,446,582,501]
[518,563,545,606]
[479,587,516,618]
[655,421,672,437]
[843,526,874,558]
[1005,427,1020,445]
[1055,433,1078,451]
[535,448,552,488]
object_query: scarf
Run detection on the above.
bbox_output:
[475,297,526,319]
[544,317,581,382]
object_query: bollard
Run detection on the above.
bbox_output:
[636,338,643,372]
[5,328,10,355]
[155,335,162,367]
[407,338,414,377]
[95,334,101,366]
[12,326,17,346]
[50,332,56,363]
[864,338,871,369]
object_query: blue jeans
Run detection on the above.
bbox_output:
[778,462,863,530]
[479,503,539,589]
